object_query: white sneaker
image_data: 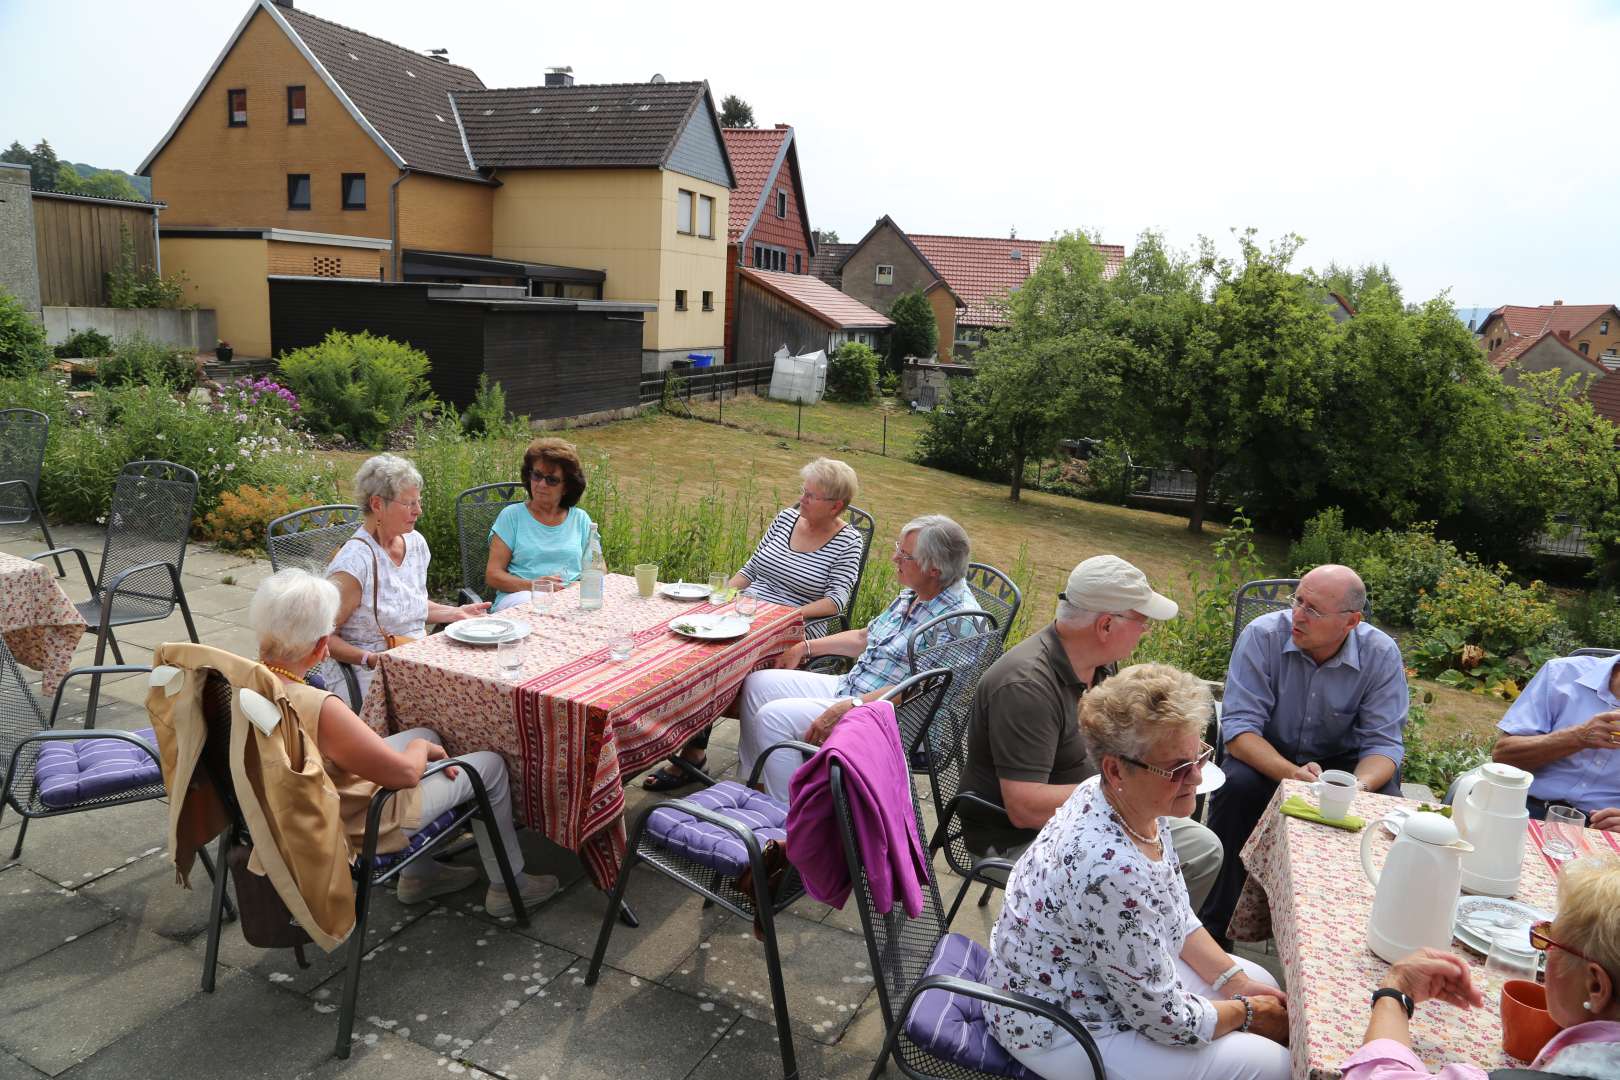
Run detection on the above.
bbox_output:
[396,863,480,905]
[485,873,560,918]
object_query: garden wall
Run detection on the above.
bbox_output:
[41,306,218,351]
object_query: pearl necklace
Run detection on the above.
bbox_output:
[1106,790,1162,847]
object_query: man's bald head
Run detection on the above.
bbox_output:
[1300,564,1366,616]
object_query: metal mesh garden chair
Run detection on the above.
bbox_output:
[1571,647,1620,658]
[803,504,877,639]
[189,666,527,1059]
[0,408,60,572]
[964,563,1021,645]
[265,505,364,705]
[827,750,1105,1079]
[34,460,200,729]
[454,481,526,606]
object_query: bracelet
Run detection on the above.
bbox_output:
[1211,963,1244,993]
[1233,994,1253,1033]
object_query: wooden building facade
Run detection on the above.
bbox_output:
[733,268,891,368]
[32,190,163,307]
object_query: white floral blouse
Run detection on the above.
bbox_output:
[983,775,1216,1051]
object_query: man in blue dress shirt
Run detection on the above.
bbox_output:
[1491,652,1620,829]
[1198,564,1409,941]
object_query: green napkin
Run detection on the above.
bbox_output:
[1280,794,1365,832]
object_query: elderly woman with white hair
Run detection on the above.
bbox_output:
[735,514,978,801]
[322,454,487,706]
[251,569,558,916]
[646,456,866,792]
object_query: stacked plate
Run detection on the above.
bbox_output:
[659,582,712,601]
[443,617,532,646]
[1453,896,1551,966]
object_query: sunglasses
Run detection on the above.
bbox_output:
[531,473,565,487]
[1530,920,1599,965]
[1120,741,1214,785]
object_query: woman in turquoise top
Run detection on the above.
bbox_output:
[485,438,593,613]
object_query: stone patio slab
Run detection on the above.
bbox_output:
[4,797,170,890]
[0,866,118,974]
[0,1051,44,1080]
[176,581,258,618]
[686,1013,874,1080]
[290,1028,504,1080]
[78,849,223,943]
[105,610,233,651]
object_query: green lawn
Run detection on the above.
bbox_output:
[680,393,926,459]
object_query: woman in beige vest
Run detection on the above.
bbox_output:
[250,568,556,917]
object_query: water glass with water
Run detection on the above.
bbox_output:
[1546,805,1587,861]
[736,592,759,621]
[498,638,523,677]
[707,573,728,601]
[609,634,634,662]
[531,579,557,617]
[1485,928,1541,986]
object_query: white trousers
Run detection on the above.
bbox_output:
[1005,955,1290,1080]
[389,729,525,883]
[734,668,844,800]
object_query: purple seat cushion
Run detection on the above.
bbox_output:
[367,809,461,874]
[903,933,1034,1078]
[645,781,787,877]
[35,728,161,809]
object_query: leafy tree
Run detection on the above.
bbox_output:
[886,290,937,366]
[0,288,50,377]
[1,139,62,191]
[718,95,755,128]
[1312,260,1405,314]
[61,168,142,201]
[815,228,840,244]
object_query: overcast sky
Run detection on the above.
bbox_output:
[4,0,1617,308]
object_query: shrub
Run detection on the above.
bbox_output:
[879,371,900,397]
[887,290,938,368]
[1400,686,1492,794]
[1567,588,1620,650]
[0,289,50,378]
[220,375,300,425]
[1288,510,1470,626]
[198,484,319,551]
[826,342,880,403]
[98,332,199,390]
[53,327,113,359]
[105,224,190,309]
[1408,562,1565,697]
[1135,511,1268,680]
[277,330,436,448]
[461,374,524,438]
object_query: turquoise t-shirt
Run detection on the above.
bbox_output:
[489,503,593,606]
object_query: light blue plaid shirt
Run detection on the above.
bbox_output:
[838,579,979,697]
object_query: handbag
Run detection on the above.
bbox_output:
[365,540,420,651]
[225,837,312,965]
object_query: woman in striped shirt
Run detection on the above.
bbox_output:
[642,457,866,791]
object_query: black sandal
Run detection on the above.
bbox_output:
[641,755,707,791]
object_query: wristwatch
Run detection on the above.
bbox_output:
[1370,987,1415,1018]
[844,696,863,711]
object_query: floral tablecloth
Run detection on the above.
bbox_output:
[0,551,85,695]
[361,573,803,888]
[1228,780,1582,1080]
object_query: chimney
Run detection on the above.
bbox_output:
[1559,330,1572,341]
[775,123,790,129]
[1554,299,1564,306]
[428,48,450,63]
[271,0,294,7]
[545,66,575,88]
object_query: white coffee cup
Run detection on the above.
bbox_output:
[1313,769,1358,820]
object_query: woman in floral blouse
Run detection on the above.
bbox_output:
[984,663,1292,1079]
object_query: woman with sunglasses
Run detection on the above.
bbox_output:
[985,662,1292,1079]
[1339,856,1620,1078]
[486,437,592,614]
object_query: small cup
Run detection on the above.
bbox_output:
[1546,804,1587,861]
[609,634,634,662]
[634,563,658,599]
[1485,929,1540,985]
[1501,978,1561,1062]
[531,579,558,616]
[497,638,523,677]
[1312,769,1357,820]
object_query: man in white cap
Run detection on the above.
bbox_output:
[959,555,1223,908]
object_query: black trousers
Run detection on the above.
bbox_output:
[1198,752,1400,941]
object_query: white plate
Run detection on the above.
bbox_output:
[667,613,750,640]
[1453,896,1552,957]
[1195,761,1226,795]
[1382,808,1411,837]
[660,582,713,601]
[443,618,532,645]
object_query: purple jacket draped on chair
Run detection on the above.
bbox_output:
[785,699,930,918]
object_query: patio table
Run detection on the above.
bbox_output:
[0,550,86,695]
[1224,779,1615,1079]
[360,573,803,889]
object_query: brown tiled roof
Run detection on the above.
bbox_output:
[1587,367,1620,426]
[810,242,854,287]
[908,233,1126,328]
[277,5,487,180]
[457,81,713,170]
[1481,303,1619,368]
[740,267,892,329]
[721,127,789,243]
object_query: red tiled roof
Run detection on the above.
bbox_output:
[740,267,892,329]
[907,234,1126,328]
[1481,303,1618,369]
[721,127,789,243]
[1587,367,1620,426]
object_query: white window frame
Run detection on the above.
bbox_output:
[875,264,894,285]
[697,194,714,239]
[677,189,694,235]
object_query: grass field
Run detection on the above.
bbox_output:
[680,393,926,459]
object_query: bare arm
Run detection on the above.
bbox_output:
[1226,731,1319,783]
[998,778,1077,830]
[326,571,371,669]
[315,695,443,790]
[426,598,488,625]
[1494,711,1620,771]
[485,534,561,598]
[1355,753,1397,792]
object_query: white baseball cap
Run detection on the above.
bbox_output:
[1059,555,1178,621]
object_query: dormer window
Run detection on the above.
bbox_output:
[228,88,247,127]
[287,85,307,124]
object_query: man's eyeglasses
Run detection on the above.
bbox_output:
[1289,594,1357,621]
[1120,742,1214,785]
[531,473,565,488]
[1530,920,1599,966]
[1108,611,1150,627]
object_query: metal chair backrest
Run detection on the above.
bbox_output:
[1232,576,1375,652]
[0,636,48,787]
[883,667,953,770]
[1570,648,1620,658]
[806,504,876,637]
[0,408,49,525]
[964,563,1021,644]
[266,505,363,577]
[455,482,526,603]
[905,611,1002,766]
[95,460,198,614]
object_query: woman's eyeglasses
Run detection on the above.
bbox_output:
[531,473,565,488]
[1530,920,1599,965]
[1121,742,1214,785]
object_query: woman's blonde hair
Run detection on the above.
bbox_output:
[1554,856,1620,980]
[800,457,858,507]
[1079,662,1210,773]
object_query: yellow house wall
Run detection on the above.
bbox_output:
[655,170,730,353]
[1571,314,1620,361]
[398,173,493,257]
[161,237,271,356]
[265,240,383,279]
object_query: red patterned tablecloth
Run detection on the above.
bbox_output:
[361,573,803,888]
[1227,780,1592,1080]
[0,551,85,695]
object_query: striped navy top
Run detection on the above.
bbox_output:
[739,507,865,635]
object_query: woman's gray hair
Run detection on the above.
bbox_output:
[800,457,858,507]
[901,514,970,586]
[250,568,340,664]
[353,453,423,513]
[1080,663,1210,773]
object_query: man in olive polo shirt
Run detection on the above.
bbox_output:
[960,555,1223,908]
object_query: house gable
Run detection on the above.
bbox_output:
[1481,303,1620,368]
[667,98,732,188]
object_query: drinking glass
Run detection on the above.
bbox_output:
[497,638,523,677]
[609,634,634,662]
[531,579,558,617]
[736,592,759,621]
[1485,929,1541,986]
[635,563,658,599]
[1545,805,1587,861]
[707,573,728,601]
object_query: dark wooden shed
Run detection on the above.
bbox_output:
[733,267,891,368]
[268,279,652,421]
